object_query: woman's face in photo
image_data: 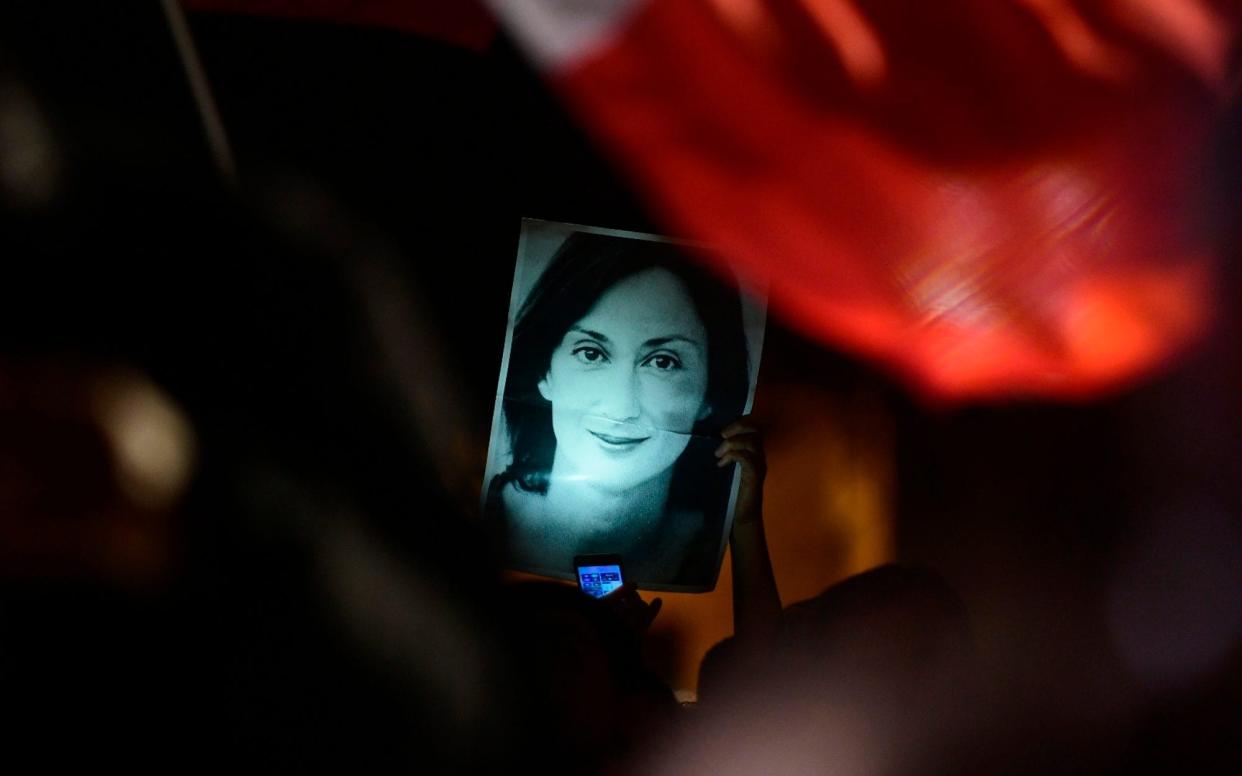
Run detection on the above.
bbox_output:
[538,267,711,493]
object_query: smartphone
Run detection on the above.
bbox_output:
[574,554,624,599]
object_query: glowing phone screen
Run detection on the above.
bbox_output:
[576,564,624,598]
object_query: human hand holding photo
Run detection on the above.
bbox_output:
[716,418,780,646]
[716,419,766,529]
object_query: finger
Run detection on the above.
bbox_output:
[714,436,763,458]
[716,449,760,469]
[646,597,663,624]
[604,582,636,602]
[721,419,760,439]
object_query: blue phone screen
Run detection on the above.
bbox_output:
[577,564,624,598]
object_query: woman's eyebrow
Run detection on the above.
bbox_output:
[644,335,703,351]
[568,326,611,343]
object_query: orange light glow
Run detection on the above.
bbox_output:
[1061,264,1211,380]
[605,383,896,695]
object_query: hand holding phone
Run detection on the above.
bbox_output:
[603,581,663,635]
[576,555,663,635]
[575,554,624,598]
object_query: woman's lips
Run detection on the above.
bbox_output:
[589,430,651,447]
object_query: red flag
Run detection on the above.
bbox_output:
[491,0,1238,401]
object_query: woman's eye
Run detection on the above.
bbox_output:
[572,346,608,365]
[643,353,682,371]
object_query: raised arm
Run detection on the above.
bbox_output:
[716,420,781,647]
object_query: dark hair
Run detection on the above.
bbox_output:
[498,231,751,504]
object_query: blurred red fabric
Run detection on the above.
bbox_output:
[539,0,1238,401]
[181,0,1236,400]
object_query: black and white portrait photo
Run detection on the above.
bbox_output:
[483,220,767,591]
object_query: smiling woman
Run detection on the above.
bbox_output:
[484,223,763,590]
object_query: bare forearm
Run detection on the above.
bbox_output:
[730,517,781,645]
[716,420,780,645]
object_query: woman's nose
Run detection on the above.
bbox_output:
[597,368,641,421]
